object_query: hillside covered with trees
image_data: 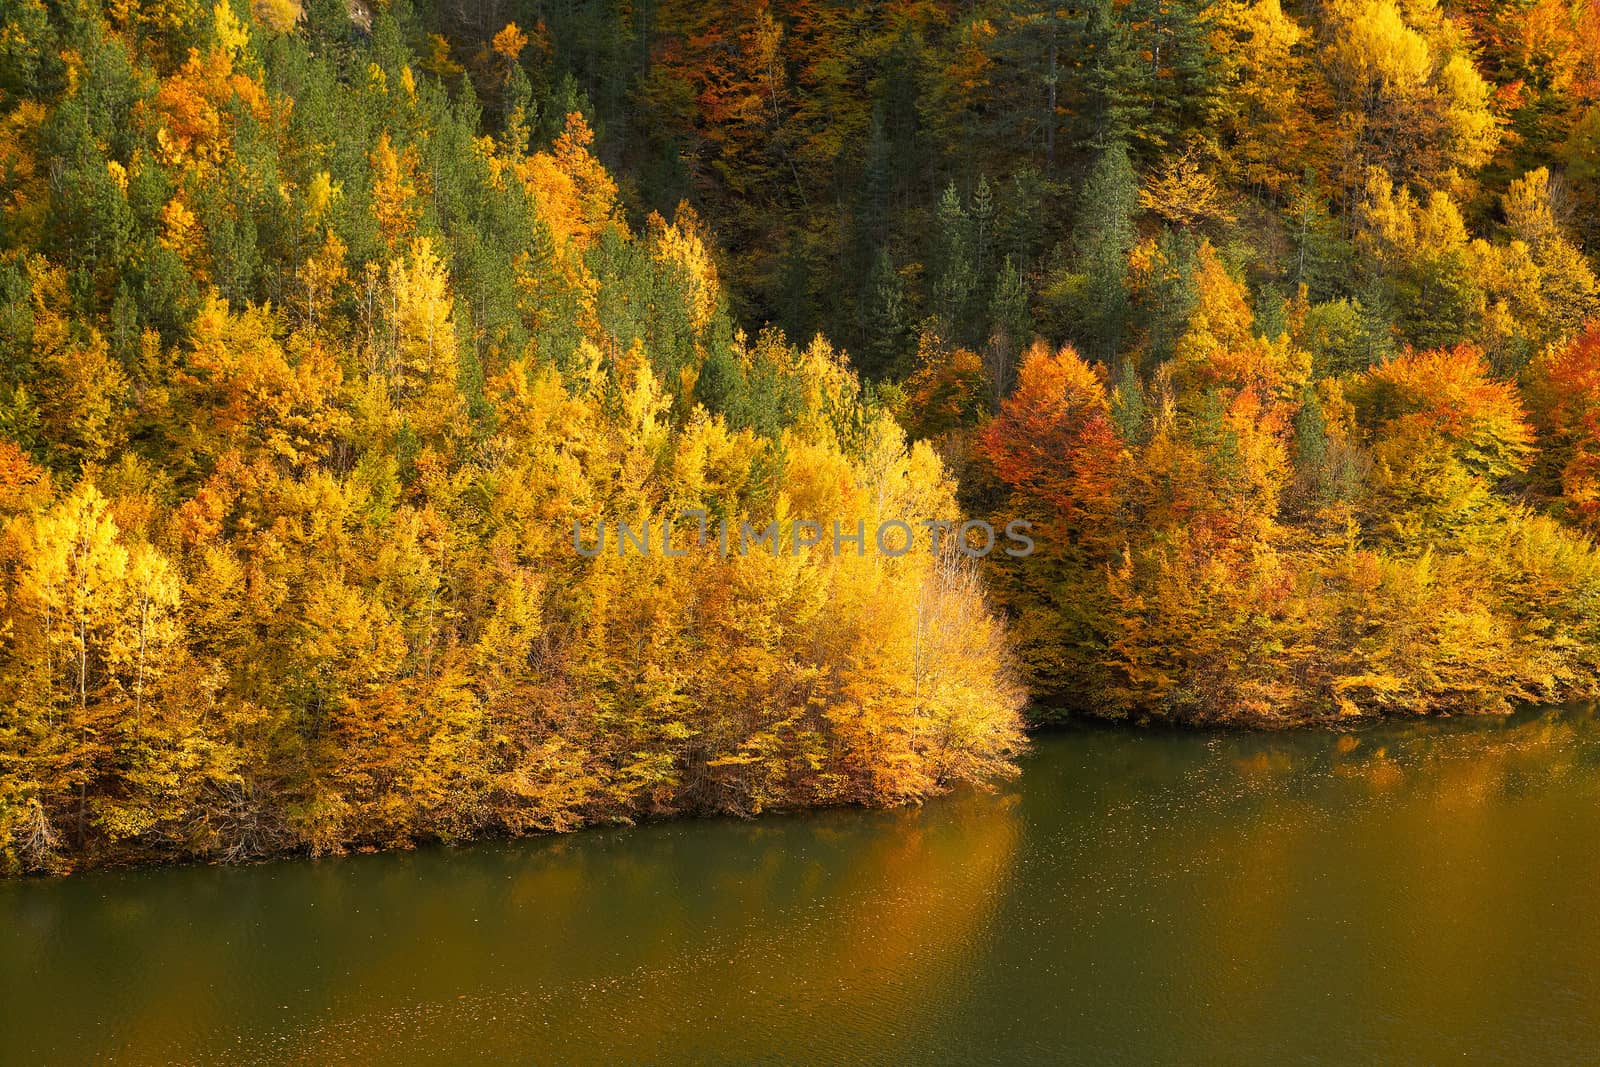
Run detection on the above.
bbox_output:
[451,0,1600,372]
[482,0,1600,721]
[0,0,1027,873]
[2,0,1600,873]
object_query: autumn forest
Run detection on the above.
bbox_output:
[1,0,1598,873]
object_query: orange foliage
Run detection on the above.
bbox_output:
[1362,344,1534,476]
[901,341,988,441]
[370,132,422,250]
[1528,322,1600,527]
[492,22,530,61]
[516,112,624,251]
[146,46,272,170]
[0,440,50,514]
[979,343,1120,525]
[1174,241,1308,408]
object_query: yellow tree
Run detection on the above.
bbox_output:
[1319,0,1499,195]
[383,237,463,443]
[904,549,1025,789]
[113,543,182,735]
[648,204,722,334]
[25,484,129,716]
[1353,344,1533,538]
[1174,241,1309,405]
[1210,0,1308,193]
[370,132,422,251]
[20,484,129,846]
[24,258,128,472]
[1498,168,1598,340]
[178,293,346,470]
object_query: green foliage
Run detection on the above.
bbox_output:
[1060,142,1139,362]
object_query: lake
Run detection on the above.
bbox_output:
[6,704,1600,1064]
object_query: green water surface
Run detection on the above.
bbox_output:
[5,705,1600,1064]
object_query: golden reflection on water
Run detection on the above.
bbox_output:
[7,705,1600,1064]
[253,789,1025,1063]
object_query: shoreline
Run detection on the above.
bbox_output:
[11,698,1587,880]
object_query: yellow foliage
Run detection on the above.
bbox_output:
[648,205,722,332]
[382,238,462,441]
[251,0,301,32]
[179,293,346,466]
[213,0,250,60]
[492,22,529,61]
[303,170,339,225]
[1174,242,1309,402]
[24,259,128,469]
[1140,152,1235,228]
[516,112,624,251]
[144,41,272,172]
[369,132,421,249]
[157,197,198,254]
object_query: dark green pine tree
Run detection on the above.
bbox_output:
[1253,283,1289,341]
[1399,250,1480,354]
[986,255,1031,404]
[500,60,535,156]
[775,232,815,345]
[0,0,66,105]
[985,4,1071,172]
[1110,358,1149,445]
[1289,168,1353,303]
[1142,229,1202,366]
[1290,385,1362,506]
[1354,276,1398,369]
[850,112,895,270]
[929,182,976,345]
[1074,0,1147,151]
[990,255,1030,349]
[843,111,896,349]
[997,167,1047,275]
[39,93,134,315]
[0,259,39,452]
[1293,386,1329,474]
[972,176,997,274]
[860,249,908,380]
[1072,142,1139,362]
[1126,0,1222,154]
